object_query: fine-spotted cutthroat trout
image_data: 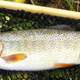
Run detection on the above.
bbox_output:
[0,29,80,71]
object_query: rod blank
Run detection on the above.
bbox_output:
[0,1,80,20]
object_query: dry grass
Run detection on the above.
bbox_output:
[29,0,80,11]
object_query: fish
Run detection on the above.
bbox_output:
[0,29,80,71]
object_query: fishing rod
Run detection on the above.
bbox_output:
[0,1,80,20]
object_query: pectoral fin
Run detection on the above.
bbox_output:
[2,53,27,63]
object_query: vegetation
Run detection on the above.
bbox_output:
[2,0,80,11]
[29,0,78,11]
[0,8,79,32]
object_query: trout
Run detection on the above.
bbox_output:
[0,29,80,71]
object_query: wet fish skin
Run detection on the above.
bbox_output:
[0,29,80,71]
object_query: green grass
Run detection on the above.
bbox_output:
[64,0,76,11]
[0,65,80,80]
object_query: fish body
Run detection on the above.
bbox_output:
[0,29,80,71]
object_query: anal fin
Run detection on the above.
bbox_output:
[54,63,74,68]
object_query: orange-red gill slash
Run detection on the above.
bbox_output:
[54,63,74,68]
[2,53,27,63]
